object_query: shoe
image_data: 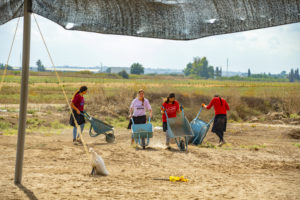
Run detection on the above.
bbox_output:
[76,137,82,144]
[73,139,78,145]
[218,141,226,147]
[166,146,171,150]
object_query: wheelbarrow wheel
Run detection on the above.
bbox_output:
[105,133,115,143]
[179,139,186,151]
[141,138,146,149]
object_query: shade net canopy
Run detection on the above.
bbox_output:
[1,0,300,40]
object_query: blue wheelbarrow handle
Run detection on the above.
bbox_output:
[194,107,214,125]
[131,116,151,125]
[81,111,93,121]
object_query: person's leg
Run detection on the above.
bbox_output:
[215,131,222,142]
[166,130,170,146]
[216,131,225,146]
[76,124,85,142]
[73,126,77,141]
[80,123,84,133]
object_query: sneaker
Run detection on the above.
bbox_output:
[73,139,78,145]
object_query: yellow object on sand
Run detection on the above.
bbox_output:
[169,176,189,182]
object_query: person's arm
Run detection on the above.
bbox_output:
[70,102,80,114]
[176,101,181,113]
[225,100,230,111]
[149,109,153,118]
[129,100,134,118]
[145,100,153,118]
[161,103,166,114]
[205,99,214,110]
[71,95,81,114]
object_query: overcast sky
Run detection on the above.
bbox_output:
[0,15,299,74]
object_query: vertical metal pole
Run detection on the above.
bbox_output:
[226,58,229,77]
[14,0,31,184]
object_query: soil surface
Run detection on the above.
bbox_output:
[0,123,300,200]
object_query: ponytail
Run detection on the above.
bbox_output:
[73,86,88,100]
[214,94,223,106]
[72,90,80,100]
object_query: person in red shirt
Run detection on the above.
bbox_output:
[70,86,88,144]
[203,94,230,146]
[161,93,181,149]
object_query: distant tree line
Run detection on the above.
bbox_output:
[246,68,299,82]
[183,57,221,79]
[0,63,13,70]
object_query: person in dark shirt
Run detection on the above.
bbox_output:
[203,94,230,146]
[70,86,88,144]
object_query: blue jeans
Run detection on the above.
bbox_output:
[73,124,85,140]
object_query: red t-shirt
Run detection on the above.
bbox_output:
[162,101,180,122]
[72,93,85,112]
[206,97,230,115]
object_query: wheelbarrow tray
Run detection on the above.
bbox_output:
[167,115,194,138]
[131,118,153,149]
[189,107,214,145]
[82,112,115,142]
[89,117,113,134]
[133,132,153,139]
[163,107,194,151]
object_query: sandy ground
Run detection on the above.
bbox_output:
[0,123,300,200]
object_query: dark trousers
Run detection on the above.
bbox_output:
[215,131,224,142]
[127,115,146,129]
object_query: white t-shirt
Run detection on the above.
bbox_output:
[130,98,152,117]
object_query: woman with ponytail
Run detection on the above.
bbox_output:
[69,86,88,144]
[202,94,230,146]
[128,89,152,145]
[161,93,181,149]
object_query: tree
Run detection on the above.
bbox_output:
[295,68,299,81]
[289,69,295,82]
[36,59,46,72]
[118,70,129,79]
[247,69,251,77]
[183,57,215,79]
[130,63,144,75]
[208,66,214,78]
[106,67,111,73]
[215,67,222,77]
[183,62,192,76]
[280,71,287,78]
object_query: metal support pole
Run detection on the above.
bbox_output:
[14,0,31,184]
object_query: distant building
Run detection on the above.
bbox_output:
[109,67,130,74]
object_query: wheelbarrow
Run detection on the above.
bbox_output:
[163,106,194,151]
[131,117,153,149]
[189,107,214,145]
[82,112,115,143]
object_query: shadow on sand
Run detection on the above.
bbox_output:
[16,183,38,200]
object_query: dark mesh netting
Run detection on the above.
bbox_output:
[1,0,300,40]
